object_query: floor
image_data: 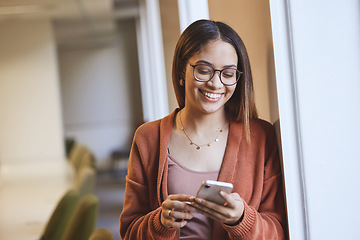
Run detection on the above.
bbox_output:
[93,170,126,240]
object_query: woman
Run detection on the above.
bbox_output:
[119,20,287,239]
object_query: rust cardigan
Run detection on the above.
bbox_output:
[119,109,287,239]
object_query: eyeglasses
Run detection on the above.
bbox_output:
[190,64,242,86]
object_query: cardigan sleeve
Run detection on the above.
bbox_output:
[119,128,178,240]
[221,175,286,239]
[221,121,287,239]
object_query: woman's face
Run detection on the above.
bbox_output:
[184,40,238,115]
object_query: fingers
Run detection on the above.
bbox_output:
[167,194,195,202]
[192,192,244,225]
[220,191,241,208]
[170,209,194,220]
[161,208,194,228]
[164,194,196,210]
[162,216,188,228]
[191,198,224,219]
[161,194,196,228]
[162,197,196,213]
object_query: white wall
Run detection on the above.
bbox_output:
[136,0,169,122]
[270,0,360,239]
[177,0,209,32]
[59,20,142,168]
[0,20,64,164]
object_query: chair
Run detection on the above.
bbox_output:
[61,194,99,240]
[74,165,96,197]
[80,150,96,170]
[41,190,80,240]
[68,144,88,171]
[88,228,114,240]
[69,144,96,174]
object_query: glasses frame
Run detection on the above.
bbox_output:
[189,64,242,86]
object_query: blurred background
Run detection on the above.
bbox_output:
[1,0,360,240]
[0,0,278,168]
[0,0,280,239]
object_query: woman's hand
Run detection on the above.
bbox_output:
[192,191,244,226]
[161,194,196,228]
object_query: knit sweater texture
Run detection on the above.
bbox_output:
[119,109,287,239]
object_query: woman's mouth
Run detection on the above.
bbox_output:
[201,90,222,100]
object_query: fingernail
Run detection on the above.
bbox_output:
[219,191,225,196]
[195,198,202,203]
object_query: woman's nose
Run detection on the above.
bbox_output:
[208,71,223,88]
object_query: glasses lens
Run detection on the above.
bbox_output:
[193,64,241,85]
[221,68,240,85]
[194,65,214,82]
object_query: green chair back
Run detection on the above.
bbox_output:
[61,194,99,240]
[41,190,80,240]
[68,144,87,171]
[81,151,96,169]
[74,165,95,197]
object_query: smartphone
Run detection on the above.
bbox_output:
[195,180,233,205]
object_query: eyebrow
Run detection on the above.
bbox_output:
[195,60,237,68]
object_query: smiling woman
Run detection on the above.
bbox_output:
[182,40,238,117]
[119,19,287,240]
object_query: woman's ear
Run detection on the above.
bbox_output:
[179,71,185,82]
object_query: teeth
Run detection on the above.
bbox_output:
[204,92,221,99]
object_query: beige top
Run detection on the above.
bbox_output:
[167,154,219,240]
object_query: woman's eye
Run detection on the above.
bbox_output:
[222,70,235,78]
[197,68,212,74]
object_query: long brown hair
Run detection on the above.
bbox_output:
[172,20,258,140]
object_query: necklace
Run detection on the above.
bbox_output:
[179,110,226,150]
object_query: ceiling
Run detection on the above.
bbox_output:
[0,0,139,21]
[0,0,140,48]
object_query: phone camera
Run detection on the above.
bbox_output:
[205,184,210,188]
